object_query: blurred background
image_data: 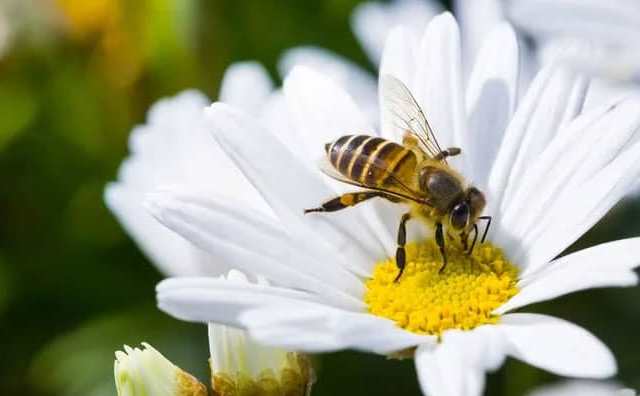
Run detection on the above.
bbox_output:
[0,0,638,395]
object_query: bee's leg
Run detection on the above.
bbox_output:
[393,212,412,283]
[436,222,448,273]
[304,191,384,214]
[433,147,462,161]
[460,231,469,251]
[478,215,492,243]
[467,224,479,255]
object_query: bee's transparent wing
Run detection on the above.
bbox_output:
[380,74,445,161]
[317,156,430,205]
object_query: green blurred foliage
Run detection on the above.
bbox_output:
[0,0,638,395]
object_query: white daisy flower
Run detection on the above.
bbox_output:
[114,343,207,396]
[526,380,635,396]
[151,13,640,396]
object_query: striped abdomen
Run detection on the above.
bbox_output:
[325,135,417,188]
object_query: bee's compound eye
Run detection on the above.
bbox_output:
[450,203,470,230]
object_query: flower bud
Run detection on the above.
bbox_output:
[114,343,207,396]
[209,323,314,396]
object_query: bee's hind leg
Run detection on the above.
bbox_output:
[436,222,448,273]
[304,191,383,214]
[394,213,412,283]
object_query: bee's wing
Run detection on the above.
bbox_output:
[380,74,445,161]
[317,156,431,205]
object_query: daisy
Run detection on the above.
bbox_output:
[152,13,640,396]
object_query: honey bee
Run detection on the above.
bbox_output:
[305,75,491,282]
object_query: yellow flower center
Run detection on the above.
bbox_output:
[365,240,519,336]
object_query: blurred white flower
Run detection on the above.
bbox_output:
[506,0,640,107]
[351,0,442,65]
[114,343,207,396]
[208,270,314,396]
[508,0,640,83]
[152,13,640,396]
[526,380,635,396]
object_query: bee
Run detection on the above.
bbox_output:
[305,75,491,282]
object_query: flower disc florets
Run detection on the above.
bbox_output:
[365,240,519,336]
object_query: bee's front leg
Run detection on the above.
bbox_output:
[394,212,412,283]
[436,222,448,273]
[467,224,479,255]
[460,230,469,251]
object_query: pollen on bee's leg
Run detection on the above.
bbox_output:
[364,240,519,336]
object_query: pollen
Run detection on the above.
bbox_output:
[365,240,519,336]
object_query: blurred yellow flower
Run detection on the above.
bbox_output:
[54,0,142,87]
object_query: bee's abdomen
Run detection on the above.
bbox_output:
[326,134,415,187]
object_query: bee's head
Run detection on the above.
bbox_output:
[448,187,485,231]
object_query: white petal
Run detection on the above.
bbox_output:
[219,61,274,114]
[518,118,640,273]
[106,90,270,276]
[240,303,434,354]
[454,0,505,75]
[488,65,586,223]
[204,102,386,276]
[351,0,440,65]
[497,96,640,269]
[283,65,373,158]
[584,78,638,112]
[105,184,212,276]
[157,276,314,301]
[156,277,348,327]
[464,22,519,189]
[258,89,298,144]
[497,99,622,248]
[415,327,506,396]
[497,238,640,314]
[281,64,393,253]
[379,26,418,141]
[145,190,364,307]
[278,46,378,124]
[499,313,617,378]
[414,12,467,161]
